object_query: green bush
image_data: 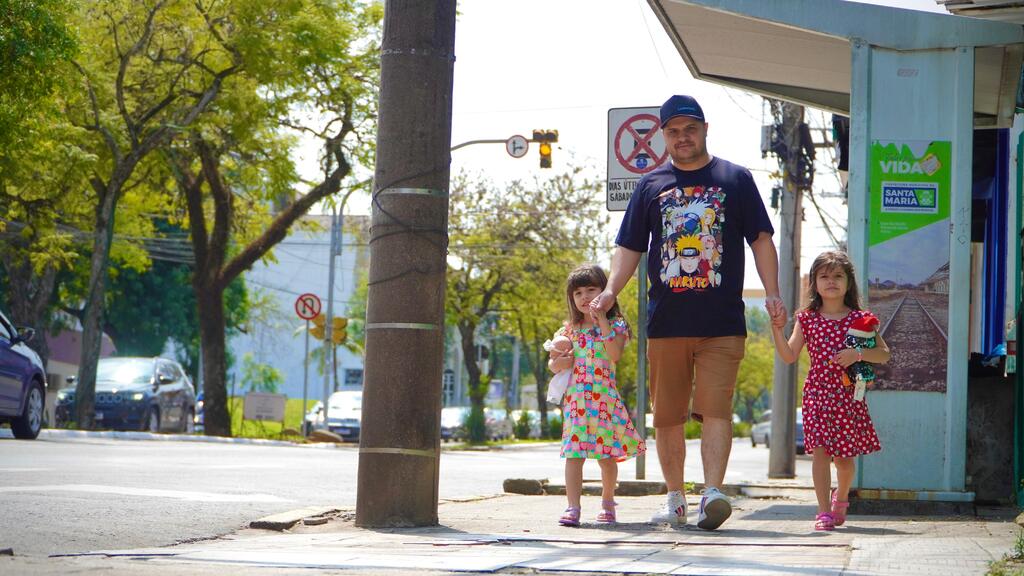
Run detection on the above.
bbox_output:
[513,410,533,439]
[684,420,702,439]
[733,421,752,438]
[464,406,487,444]
[546,415,563,439]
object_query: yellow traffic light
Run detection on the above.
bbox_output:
[309,323,325,340]
[532,129,558,169]
[331,316,348,345]
[332,317,348,331]
[312,314,326,328]
[539,142,552,168]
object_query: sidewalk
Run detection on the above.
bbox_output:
[8,486,1021,575]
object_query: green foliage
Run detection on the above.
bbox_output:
[239,352,284,393]
[464,404,486,444]
[733,421,751,438]
[228,397,319,439]
[513,409,533,439]
[546,414,563,440]
[685,420,702,439]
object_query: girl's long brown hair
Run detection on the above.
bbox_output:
[804,250,862,312]
[565,263,630,335]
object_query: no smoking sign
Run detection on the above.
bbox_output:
[606,107,668,211]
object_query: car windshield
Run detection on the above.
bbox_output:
[96,358,153,388]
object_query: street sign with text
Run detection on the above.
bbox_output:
[607,107,668,211]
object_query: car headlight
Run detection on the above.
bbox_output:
[57,390,71,402]
[131,392,145,401]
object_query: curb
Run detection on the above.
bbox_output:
[250,506,345,531]
[504,478,814,499]
[31,428,354,449]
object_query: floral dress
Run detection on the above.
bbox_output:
[557,320,646,461]
[797,309,882,458]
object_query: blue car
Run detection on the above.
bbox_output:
[57,357,196,433]
[0,310,46,440]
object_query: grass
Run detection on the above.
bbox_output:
[226,397,319,440]
[988,530,1024,576]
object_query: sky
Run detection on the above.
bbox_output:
[328,0,951,289]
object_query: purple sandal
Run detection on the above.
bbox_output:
[596,500,617,524]
[559,506,581,527]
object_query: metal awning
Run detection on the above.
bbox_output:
[648,0,1024,126]
[939,0,1024,24]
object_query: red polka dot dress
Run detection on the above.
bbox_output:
[796,309,881,458]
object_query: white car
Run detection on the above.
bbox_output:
[305,390,361,441]
[751,408,805,454]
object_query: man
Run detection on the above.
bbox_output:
[591,94,785,530]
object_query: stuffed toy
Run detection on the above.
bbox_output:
[842,312,880,401]
[543,335,573,405]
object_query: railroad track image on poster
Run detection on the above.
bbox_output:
[867,140,951,392]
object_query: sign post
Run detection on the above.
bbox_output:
[607,107,670,479]
[295,293,322,435]
[607,107,668,211]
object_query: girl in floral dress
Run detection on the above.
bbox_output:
[770,251,890,531]
[548,264,646,527]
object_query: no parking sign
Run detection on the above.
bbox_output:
[606,107,669,211]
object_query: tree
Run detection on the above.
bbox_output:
[165,0,382,436]
[66,0,241,428]
[447,168,607,442]
[239,352,283,393]
[0,0,84,366]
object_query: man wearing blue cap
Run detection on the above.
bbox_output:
[590,94,784,530]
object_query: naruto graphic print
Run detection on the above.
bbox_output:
[658,185,725,292]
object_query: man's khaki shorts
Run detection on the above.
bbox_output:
[648,336,745,426]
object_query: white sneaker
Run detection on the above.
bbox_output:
[650,490,687,524]
[697,486,732,530]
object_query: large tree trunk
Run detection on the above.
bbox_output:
[457,321,487,442]
[195,278,230,437]
[75,179,121,429]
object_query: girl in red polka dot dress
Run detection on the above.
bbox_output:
[770,251,891,532]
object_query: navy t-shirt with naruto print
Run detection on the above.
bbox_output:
[616,157,774,338]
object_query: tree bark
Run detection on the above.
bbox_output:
[356,0,456,528]
[195,278,229,436]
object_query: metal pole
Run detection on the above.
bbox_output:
[769,102,804,479]
[636,254,648,479]
[323,208,338,423]
[302,319,310,435]
[356,0,455,528]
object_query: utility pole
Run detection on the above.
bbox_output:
[769,101,806,478]
[322,208,339,420]
[356,0,456,527]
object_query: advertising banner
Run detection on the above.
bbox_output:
[867,140,951,392]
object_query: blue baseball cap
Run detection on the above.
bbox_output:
[660,95,705,127]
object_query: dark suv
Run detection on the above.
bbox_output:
[57,357,196,433]
[0,310,46,440]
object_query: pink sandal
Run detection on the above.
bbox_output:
[596,500,617,524]
[831,489,850,526]
[815,512,835,531]
[558,506,581,527]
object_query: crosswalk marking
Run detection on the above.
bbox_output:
[0,484,292,503]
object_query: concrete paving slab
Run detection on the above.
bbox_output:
[27,491,1022,575]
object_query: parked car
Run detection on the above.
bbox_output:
[305,390,361,441]
[750,408,805,454]
[0,310,46,439]
[194,391,204,433]
[56,357,197,433]
[439,406,515,442]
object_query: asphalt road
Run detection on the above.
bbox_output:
[0,431,809,558]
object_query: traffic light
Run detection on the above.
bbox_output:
[310,314,326,340]
[539,142,552,168]
[331,316,348,345]
[532,129,558,168]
